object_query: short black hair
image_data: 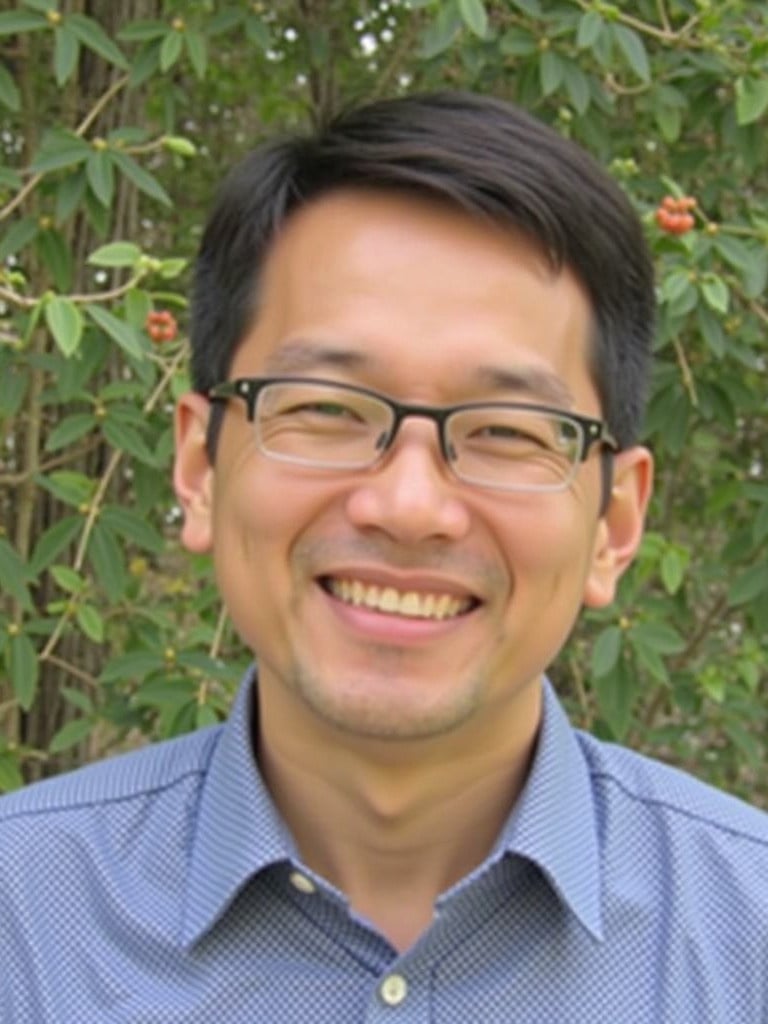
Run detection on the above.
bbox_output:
[191,90,655,452]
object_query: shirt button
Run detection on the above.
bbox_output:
[289,871,316,894]
[379,974,408,1006]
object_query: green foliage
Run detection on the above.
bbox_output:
[0,0,766,802]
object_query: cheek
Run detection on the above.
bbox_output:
[496,496,598,595]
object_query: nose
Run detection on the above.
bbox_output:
[344,420,471,544]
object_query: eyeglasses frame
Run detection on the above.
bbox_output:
[207,375,619,491]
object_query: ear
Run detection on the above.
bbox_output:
[583,445,653,609]
[174,392,215,554]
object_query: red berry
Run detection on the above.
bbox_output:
[145,310,178,343]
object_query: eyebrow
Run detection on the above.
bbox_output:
[263,340,368,375]
[472,365,575,408]
[263,339,575,408]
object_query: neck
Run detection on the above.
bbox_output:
[256,680,542,950]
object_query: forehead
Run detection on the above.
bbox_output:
[234,189,598,408]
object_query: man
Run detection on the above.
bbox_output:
[1,92,766,1021]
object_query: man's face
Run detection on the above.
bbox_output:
[176,190,650,746]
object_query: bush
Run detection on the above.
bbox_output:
[0,0,766,802]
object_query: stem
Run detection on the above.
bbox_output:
[42,654,99,690]
[208,604,229,661]
[0,272,144,311]
[39,347,187,667]
[0,75,128,224]
[673,336,698,406]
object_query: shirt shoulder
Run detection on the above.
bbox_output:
[0,725,222,825]
[576,729,768,844]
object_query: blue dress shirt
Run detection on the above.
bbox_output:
[1,670,767,1022]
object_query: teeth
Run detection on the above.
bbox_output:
[327,578,472,620]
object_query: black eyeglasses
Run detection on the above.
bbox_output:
[208,376,618,493]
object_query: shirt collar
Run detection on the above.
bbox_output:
[181,672,603,946]
[180,666,295,947]
[494,678,604,941]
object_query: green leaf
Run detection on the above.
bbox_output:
[102,419,161,467]
[660,549,685,595]
[714,234,756,273]
[0,62,21,111]
[0,752,24,793]
[457,0,488,38]
[0,216,38,261]
[50,564,86,594]
[36,470,95,506]
[117,19,168,42]
[127,39,161,88]
[61,686,94,714]
[45,412,96,451]
[510,0,541,14]
[728,564,768,605]
[18,0,55,12]
[29,516,81,574]
[563,62,591,115]
[54,24,80,85]
[654,104,681,144]
[576,10,603,49]
[159,29,183,72]
[591,625,622,677]
[76,604,105,643]
[86,149,115,207]
[659,268,693,305]
[208,8,243,32]
[85,303,147,361]
[36,228,73,291]
[49,717,94,754]
[55,170,87,223]
[632,621,686,655]
[99,650,165,683]
[735,76,768,126]
[66,13,129,69]
[499,28,537,57]
[629,633,669,683]
[612,24,650,83]
[196,704,220,729]
[87,522,127,602]
[0,363,29,418]
[110,150,171,206]
[44,295,83,357]
[184,28,208,78]
[30,130,90,174]
[88,241,142,268]
[100,505,164,554]
[594,659,636,741]
[245,14,272,50]
[7,632,38,711]
[0,538,33,612]
[699,275,729,314]
[741,248,767,300]
[539,50,565,96]
[0,10,47,34]
[157,257,187,279]
[0,164,22,189]
[419,4,462,59]
[123,287,152,328]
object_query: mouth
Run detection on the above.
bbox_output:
[319,576,480,621]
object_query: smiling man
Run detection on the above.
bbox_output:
[2,92,767,1022]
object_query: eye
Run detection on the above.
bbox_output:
[277,398,366,423]
[470,422,550,448]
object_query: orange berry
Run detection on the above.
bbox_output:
[145,310,178,343]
